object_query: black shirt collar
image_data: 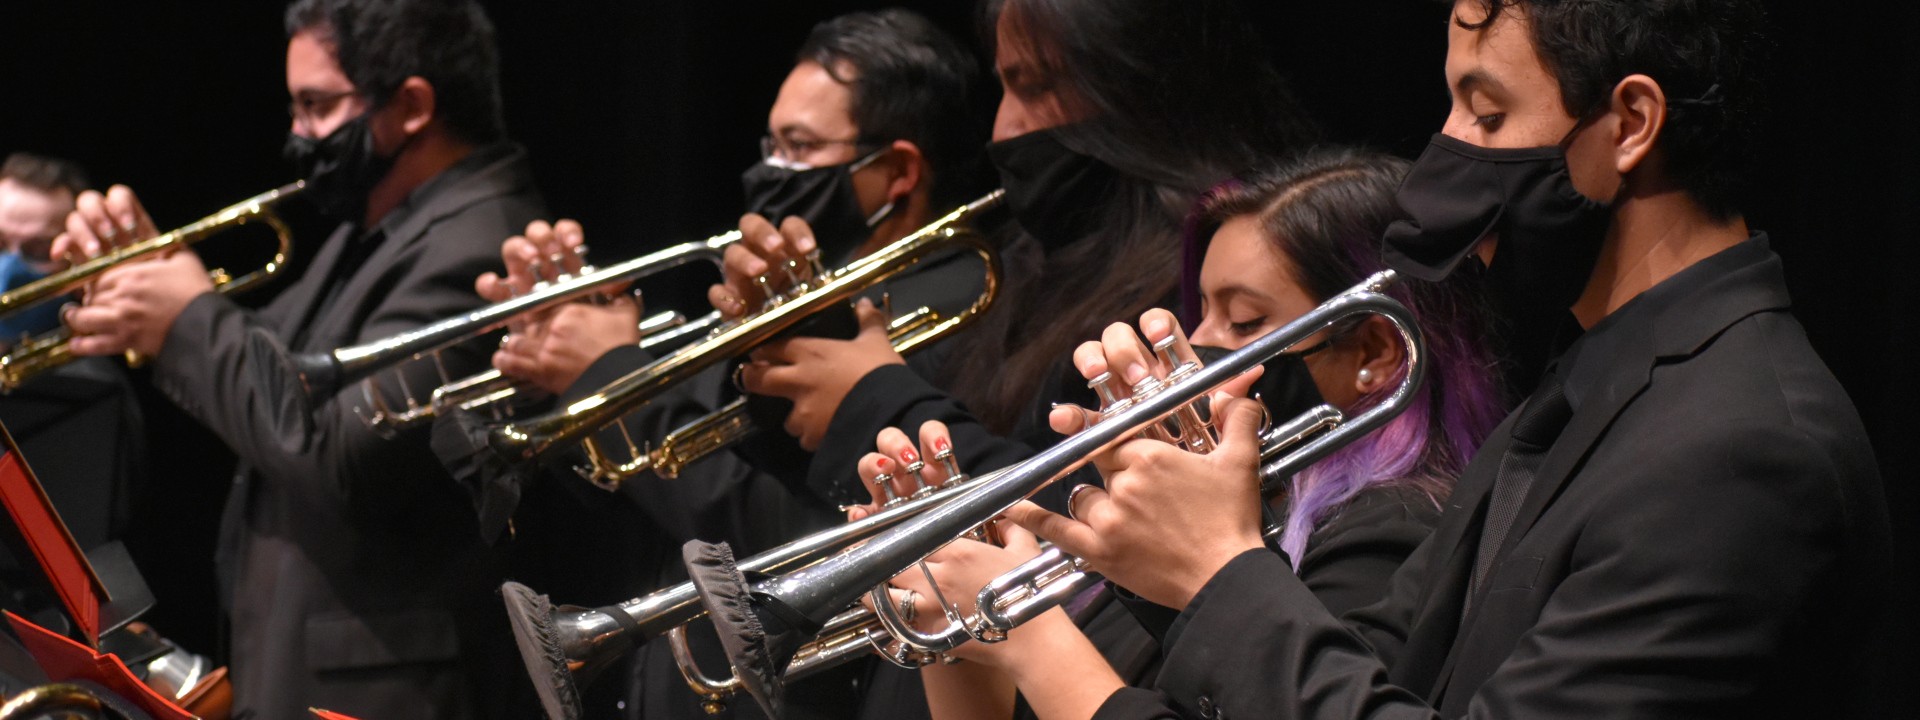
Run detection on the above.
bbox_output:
[1558,234,1791,412]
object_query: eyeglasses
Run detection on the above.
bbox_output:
[758,134,875,166]
[288,89,360,132]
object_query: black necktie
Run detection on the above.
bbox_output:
[1467,366,1572,608]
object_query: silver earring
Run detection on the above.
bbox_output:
[1358,368,1373,384]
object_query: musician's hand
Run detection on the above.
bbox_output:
[51,185,160,261]
[494,297,642,394]
[63,250,213,357]
[1046,308,1262,437]
[881,525,1052,666]
[847,421,957,521]
[739,297,902,450]
[708,213,816,319]
[880,525,1125,719]
[476,219,590,304]
[1008,390,1266,611]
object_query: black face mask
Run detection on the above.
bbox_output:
[1382,132,1613,320]
[283,111,398,223]
[1192,345,1326,424]
[986,126,1120,247]
[741,150,893,266]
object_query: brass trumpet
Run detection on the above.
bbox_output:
[0,182,302,392]
[502,270,1424,719]
[288,232,738,433]
[488,190,1005,489]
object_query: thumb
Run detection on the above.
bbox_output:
[1212,394,1267,455]
[997,520,1042,556]
[1004,500,1100,560]
[853,297,889,335]
[1213,363,1264,402]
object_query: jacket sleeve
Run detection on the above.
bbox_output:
[560,346,839,554]
[149,217,503,524]
[803,363,1042,507]
[1296,487,1443,619]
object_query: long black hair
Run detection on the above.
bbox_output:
[952,0,1320,433]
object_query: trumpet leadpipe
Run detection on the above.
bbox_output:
[295,232,737,399]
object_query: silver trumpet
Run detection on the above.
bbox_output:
[687,270,1422,717]
[502,270,1423,719]
[290,232,737,435]
[501,459,995,719]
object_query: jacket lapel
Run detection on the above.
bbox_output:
[1395,421,1511,697]
[297,145,531,350]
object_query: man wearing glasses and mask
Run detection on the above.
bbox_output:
[53,0,544,717]
[456,9,991,719]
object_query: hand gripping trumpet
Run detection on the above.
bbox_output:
[485,190,1004,489]
[289,232,736,435]
[0,183,302,392]
[499,270,1423,719]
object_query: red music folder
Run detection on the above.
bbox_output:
[0,422,108,646]
[6,611,194,719]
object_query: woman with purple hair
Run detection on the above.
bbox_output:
[849,148,1506,720]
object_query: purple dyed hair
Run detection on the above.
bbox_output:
[1196,148,1508,562]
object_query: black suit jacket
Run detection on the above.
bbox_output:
[1094,237,1890,719]
[148,145,545,719]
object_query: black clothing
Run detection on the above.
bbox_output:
[1094,237,1889,719]
[150,144,544,719]
[1006,484,1442,720]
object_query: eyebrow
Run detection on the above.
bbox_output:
[997,61,1029,85]
[1453,68,1507,99]
[1208,281,1277,304]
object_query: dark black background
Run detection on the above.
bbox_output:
[2,0,1913,712]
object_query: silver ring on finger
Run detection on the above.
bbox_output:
[899,589,920,624]
[1067,483,1098,521]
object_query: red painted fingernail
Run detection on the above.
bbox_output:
[876,457,892,472]
[933,437,950,452]
[900,447,919,464]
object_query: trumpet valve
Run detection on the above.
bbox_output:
[933,446,967,488]
[903,459,933,499]
[872,471,902,507]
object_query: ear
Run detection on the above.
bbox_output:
[881,139,925,204]
[392,76,437,136]
[1350,315,1405,396]
[1609,73,1665,176]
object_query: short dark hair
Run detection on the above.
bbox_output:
[0,152,90,196]
[796,10,988,208]
[284,0,507,144]
[1461,0,1768,219]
